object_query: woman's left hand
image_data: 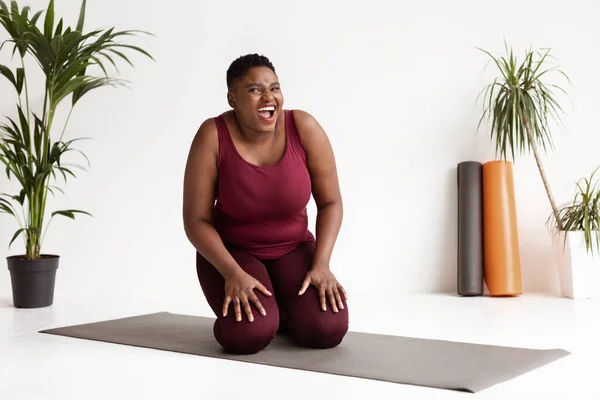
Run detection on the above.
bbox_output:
[298,265,348,312]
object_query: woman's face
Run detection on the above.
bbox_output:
[228,66,284,133]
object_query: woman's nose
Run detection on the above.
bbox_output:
[262,90,274,101]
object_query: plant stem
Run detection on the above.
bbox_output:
[59,106,74,143]
[37,174,51,251]
[42,84,48,126]
[39,214,54,249]
[523,116,563,231]
[39,106,56,226]
[22,60,34,244]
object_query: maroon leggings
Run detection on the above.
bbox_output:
[196,240,349,354]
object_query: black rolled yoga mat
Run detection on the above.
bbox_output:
[457,161,484,296]
[40,312,570,393]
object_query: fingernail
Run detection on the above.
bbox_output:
[341,304,344,309]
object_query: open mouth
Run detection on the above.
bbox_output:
[257,105,276,120]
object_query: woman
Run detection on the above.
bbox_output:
[183,54,348,355]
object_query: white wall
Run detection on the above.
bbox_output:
[1,0,599,308]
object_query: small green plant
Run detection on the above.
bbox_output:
[477,42,570,230]
[547,167,600,254]
[0,0,153,259]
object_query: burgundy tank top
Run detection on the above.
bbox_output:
[212,110,315,260]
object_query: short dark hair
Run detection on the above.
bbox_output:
[226,54,276,89]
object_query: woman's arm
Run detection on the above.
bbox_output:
[182,119,243,280]
[293,110,343,270]
[183,118,277,321]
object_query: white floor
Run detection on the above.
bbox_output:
[1,291,597,400]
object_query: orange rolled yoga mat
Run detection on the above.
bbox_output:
[482,160,522,296]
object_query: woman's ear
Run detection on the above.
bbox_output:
[227,91,235,109]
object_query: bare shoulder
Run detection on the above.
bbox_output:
[189,116,219,154]
[291,109,327,141]
[290,109,337,174]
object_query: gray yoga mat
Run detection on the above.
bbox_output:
[457,161,484,296]
[40,312,569,393]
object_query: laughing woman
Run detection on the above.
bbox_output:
[183,54,348,354]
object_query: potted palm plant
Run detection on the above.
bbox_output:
[477,43,570,294]
[0,0,153,308]
[549,167,600,299]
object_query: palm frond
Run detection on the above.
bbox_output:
[479,45,569,161]
[479,44,570,230]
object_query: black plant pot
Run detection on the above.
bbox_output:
[7,255,59,308]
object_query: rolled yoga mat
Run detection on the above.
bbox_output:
[40,312,570,393]
[483,160,523,296]
[457,161,484,296]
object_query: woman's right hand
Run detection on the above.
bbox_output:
[223,270,272,322]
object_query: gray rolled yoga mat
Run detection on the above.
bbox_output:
[40,312,569,393]
[457,161,484,296]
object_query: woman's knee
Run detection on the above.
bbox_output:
[214,314,279,354]
[291,312,349,349]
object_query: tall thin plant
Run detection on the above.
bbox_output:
[477,43,570,230]
[0,0,153,259]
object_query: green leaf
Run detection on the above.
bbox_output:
[56,166,76,179]
[112,43,155,61]
[72,77,124,106]
[15,67,23,94]
[44,0,54,38]
[52,209,92,219]
[32,115,42,160]
[106,48,132,68]
[16,106,30,150]
[17,188,25,205]
[47,185,65,197]
[30,10,43,26]
[0,64,16,88]
[0,196,16,216]
[9,228,25,248]
[76,0,86,32]
[20,5,30,20]
[54,17,62,36]
[0,203,15,216]
[1,190,24,206]
[52,59,92,93]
